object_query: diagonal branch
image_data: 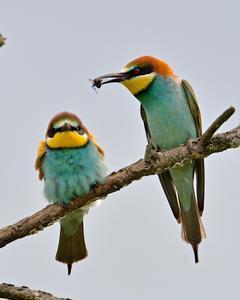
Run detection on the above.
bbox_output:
[0,283,69,300]
[0,107,239,249]
[200,106,235,146]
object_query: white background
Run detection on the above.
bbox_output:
[0,1,240,299]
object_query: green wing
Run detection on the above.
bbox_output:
[140,105,180,223]
[182,80,205,215]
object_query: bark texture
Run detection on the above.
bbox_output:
[0,107,238,250]
[0,283,69,300]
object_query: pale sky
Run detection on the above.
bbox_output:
[0,1,240,299]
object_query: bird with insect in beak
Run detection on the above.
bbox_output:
[35,112,107,274]
[92,56,206,263]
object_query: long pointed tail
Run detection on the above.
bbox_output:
[180,193,206,263]
[56,221,88,275]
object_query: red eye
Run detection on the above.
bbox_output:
[133,67,141,75]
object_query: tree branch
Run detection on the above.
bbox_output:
[200,106,235,146]
[0,283,69,300]
[0,107,239,249]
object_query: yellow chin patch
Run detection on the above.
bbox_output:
[46,131,88,149]
[122,72,155,95]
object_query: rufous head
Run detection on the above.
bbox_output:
[92,55,176,95]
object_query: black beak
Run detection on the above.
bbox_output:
[61,122,72,132]
[90,72,128,89]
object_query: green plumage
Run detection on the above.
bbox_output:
[137,76,205,262]
[92,56,206,262]
[42,142,107,274]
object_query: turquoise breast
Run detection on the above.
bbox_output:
[42,141,107,205]
[137,76,197,150]
[137,75,197,210]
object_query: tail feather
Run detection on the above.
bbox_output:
[192,243,199,263]
[180,193,206,263]
[56,221,88,275]
[67,263,72,276]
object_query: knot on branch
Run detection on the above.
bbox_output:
[187,138,205,159]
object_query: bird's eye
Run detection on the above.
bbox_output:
[132,67,141,76]
[77,126,85,135]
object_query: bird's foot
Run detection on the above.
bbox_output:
[144,144,159,162]
[186,138,198,153]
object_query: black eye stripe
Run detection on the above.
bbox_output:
[140,66,154,75]
[48,125,85,137]
[48,128,57,138]
[128,65,153,78]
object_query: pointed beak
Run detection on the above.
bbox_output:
[61,122,72,132]
[91,72,128,89]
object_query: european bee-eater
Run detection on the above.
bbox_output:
[92,56,205,262]
[35,112,107,274]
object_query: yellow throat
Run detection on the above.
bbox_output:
[46,131,88,148]
[122,72,155,95]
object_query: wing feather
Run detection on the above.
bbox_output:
[140,105,180,222]
[182,80,205,215]
[35,140,46,180]
[89,133,105,158]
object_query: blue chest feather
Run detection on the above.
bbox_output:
[138,76,197,150]
[137,76,197,210]
[42,141,107,204]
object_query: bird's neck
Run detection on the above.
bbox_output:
[135,75,180,105]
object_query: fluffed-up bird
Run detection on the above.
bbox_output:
[92,56,205,262]
[35,112,107,274]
